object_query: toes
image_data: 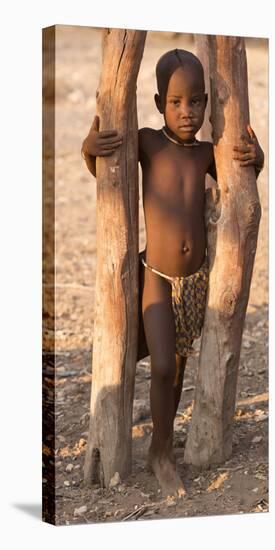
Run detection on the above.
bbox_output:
[177,486,186,498]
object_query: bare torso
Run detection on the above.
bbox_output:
[139,128,215,277]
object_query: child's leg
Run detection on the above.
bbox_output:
[165,353,187,454]
[142,268,185,497]
[142,270,176,455]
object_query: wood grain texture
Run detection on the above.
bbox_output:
[84,28,146,487]
[184,36,261,466]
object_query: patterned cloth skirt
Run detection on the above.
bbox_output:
[141,254,209,357]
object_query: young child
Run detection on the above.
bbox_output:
[81,49,264,497]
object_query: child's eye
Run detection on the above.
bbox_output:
[192,98,201,105]
[171,100,180,106]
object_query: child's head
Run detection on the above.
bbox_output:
[155,49,207,142]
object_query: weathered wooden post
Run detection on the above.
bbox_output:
[184,35,261,466]
[84,29,146,487]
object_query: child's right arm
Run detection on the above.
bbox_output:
[81,115,123,178]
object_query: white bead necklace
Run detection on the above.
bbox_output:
[161,126,200,147]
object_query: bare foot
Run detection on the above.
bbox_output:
[148,446,186,498]
[146,436,174,471]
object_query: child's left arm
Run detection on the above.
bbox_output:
[233,125,264,179]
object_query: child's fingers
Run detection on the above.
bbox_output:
[91,115,100,132]
[233,153,253,161]
[100,149,118,156]
[99,130,120,138]
[239,159,254,167]
[247,124,256,141]
[233,145,251,153]
[100,142,122,151]
[98,135,123,145]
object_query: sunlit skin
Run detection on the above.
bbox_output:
[81,51,264,498]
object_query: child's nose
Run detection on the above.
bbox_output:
[180,103,193,118]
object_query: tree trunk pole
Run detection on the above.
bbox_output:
[84,29,146,487]
[184,36,261,466]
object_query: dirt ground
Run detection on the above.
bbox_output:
[42,27,268,525]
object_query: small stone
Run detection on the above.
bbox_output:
[252,436,263,444]
[252,488,259,493]
[243,340,251,349]
[167,500,177,507]
[66,463,74,472]
[133,399,151,423]
[109,472,121,488]
[74,505,88,517]
[255,473,267,480]
[117,484,126,493]
[256,414,268,422]
[166,496,177,507]
[64,481,70,486]
[114,508,125,518]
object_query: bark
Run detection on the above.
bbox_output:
[84,29,146,487]
[184,36,261,466]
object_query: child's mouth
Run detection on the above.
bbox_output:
[179,125,194,131]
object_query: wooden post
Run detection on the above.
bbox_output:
[84,29,146,487]
[184,36,261,466]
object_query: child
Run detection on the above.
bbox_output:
[81,49,264,497]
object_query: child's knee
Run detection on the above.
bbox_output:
[151,356,176,382]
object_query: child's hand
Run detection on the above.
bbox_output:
[82,115,123,157]
[233,125,264,174]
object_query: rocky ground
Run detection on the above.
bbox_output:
[42,26,268,525]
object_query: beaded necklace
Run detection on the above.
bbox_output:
[161,126,200,147]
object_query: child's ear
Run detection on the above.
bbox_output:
[154,93,164,114]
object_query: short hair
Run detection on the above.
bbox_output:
[156,49,205,101]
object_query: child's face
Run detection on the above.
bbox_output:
[156,66,207,142]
